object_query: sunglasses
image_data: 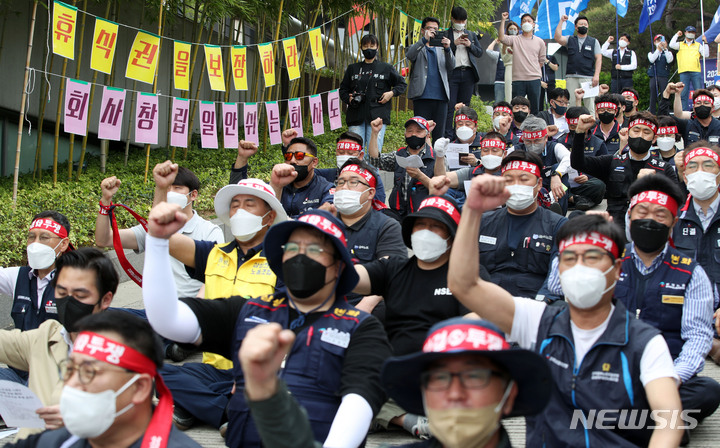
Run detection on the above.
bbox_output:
[283,151,315,162]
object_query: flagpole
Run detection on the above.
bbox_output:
[615,7,619,93]
[649,22,660,112]
[701,0,707,86]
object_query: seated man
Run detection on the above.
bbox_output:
[509,96,531,147]
[0,248,118,440]
[240,318,552,448]
[13,311,199,448]
[449,177,684,446]
[537,87,570,140]
[143,207,391,447]
[587,93,622,154]
[490,101,516,148]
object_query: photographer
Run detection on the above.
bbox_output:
[339,34,407,152]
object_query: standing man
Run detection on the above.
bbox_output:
[406,17,455,142]
[499,12,546,115]
[602,34,637,94]
[339,34,406,152]
[648,34,673,115]
[556,15,602,110]
[443,6,484,138]
[670,26,710,111]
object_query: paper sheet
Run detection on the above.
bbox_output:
[580,81,599,99]
[446,143,470,169]
[0,381,46,428]
[395,153,425,169]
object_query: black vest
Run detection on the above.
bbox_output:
[610,49,634,79]
[684,116,720,146]
[605,152,667,223]
[566,35,598,77]
[12,267,57,331]
[390,146,436,218]
[647,52,670,78]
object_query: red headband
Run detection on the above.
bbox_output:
[73,332,173,448]
[622,91,638,101]
[596,102,618,110]
[629,118,658,134]
[522,129,547,140]
[629,190,679,217]
[502,160,541,177]
[481,139,506,150]
[455,114,477,124]
[694,95,713,105]
[340,164,376,188]
[684,147,720,166]
[337,141,362,153]
[559,231,620,259]
[657,126,678,136]
[30,218,68,239]
[494,106,512,116]
[423,323,511,353]
[418,196,461,226]
[298,214,347,246]
[566,117,579,125]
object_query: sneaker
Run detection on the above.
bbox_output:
[574,196,595,211]
[172,406,196,431]
[165,343,191,363]
[410,415,431,440]
[219,422,228,439]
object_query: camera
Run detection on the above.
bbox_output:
[350,92,365,106]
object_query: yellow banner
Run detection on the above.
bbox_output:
[125,31,161,84]
[173,41,191,91]
[283,37,300,80]
[230,46,248,91]
[413,19,422,42]
[398,11,408,47]
[308,27,325,69]
[204,45,226,92]
[258,43,275,87]
[52,1,77,59]
[90,18,118,73]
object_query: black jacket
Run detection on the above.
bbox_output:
[339,59,407,125]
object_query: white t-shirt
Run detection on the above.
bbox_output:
[510,297,678,386]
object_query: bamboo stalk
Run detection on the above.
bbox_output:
[12,0,38,209]
[67,0,87,180]
[124,1,144,167]
[34,50,54,179]
[144,0,165,183]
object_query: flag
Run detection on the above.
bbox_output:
[327,90,342,130]
[609,0,628,17]
[199,102,218,149]
[282,37,300,80]
[535,0,588,40]
[170,97,190,148]
[90,18,118,74]
[308,27,326,69]
[288,98,303,137]
[399,11,409,47]
[204,45,226,91]
[702,5,720,43]
[222,103,239,149]
[63,79,90,135]
[126,31,161,84]
[135,92,159,144]
[52,1,78,59]
[509,0,536,24]
[639,0,668,34]
[173,41,191,91]
[231,46,248,91]
[258,43,276,87]
[98,87,125,141]
[266,102,282,145]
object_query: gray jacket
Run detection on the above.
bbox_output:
[405,38,455,100]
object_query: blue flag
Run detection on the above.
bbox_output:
[702,5,720,43]
[535,0,589,40]
[639,0,668,34]
[609,0,628,17]
[509,0,537,24]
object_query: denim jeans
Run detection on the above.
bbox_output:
[512,79,542,115]
[679,71,704,111]
[349,123,387,152]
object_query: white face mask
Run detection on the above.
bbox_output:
[493,116,504,131]
[453,22,465,31]
[166,191,191,209]
[686,170,720,201]
[686,33,695,40]
[230,208,269,242]
[560,263,615,309]
[505,184,537,210]
[655,136,676,152]
[618,39,628,48]
[481,154,503,170]
[455,126,474,142]
[60,374,140,439]
[713,97,720,111]
[27,240,63,270]
[522,22,534,33]
[334,188,369,215]
[336,154,355,169]
[411,229,450,262]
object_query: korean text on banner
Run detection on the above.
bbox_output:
[265,102,282,145]
[52,1,78,60]
[90,18,118,74]
[309,94,325,136]
[222,103,239,149]
[98,87,126,141]
[204,45,226,92]
[231,46,248,91]
[328,90,342,130]
[244,103,259,146]
[308,27,326,69]
[170,97,190,148]
[288,98,304,137]
[413,19,422,41]
[135,92,159,144]
[64,79,91,136]
[258,43,276,87]
[174,41,191,91]
[399,11,409,47]
[126,31,161,84]
[199,102,218,149]
[283,37,301,80]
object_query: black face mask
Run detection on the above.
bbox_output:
[56,295,97,332]
[405,135,426,150]
[599,112,615,124]
[628,136,652,154]
[282,254,329,299]
[552,102,567,115]
[624,101,634,113]
[577,26,588,35]
[293,164,310,182]
[630,219,670,253]
[695,105,712,119]
[513,111,528,123]
[362,48,377,60]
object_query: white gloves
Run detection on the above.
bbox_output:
[433,138,450,158]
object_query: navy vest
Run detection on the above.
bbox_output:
[527,301,659,447]
[610,49,634,79]
[647,52,670,78]
[614,245,697,358]
[225,292,370,447]
[12,267,57,331]
[566,36,598,77]
[516,141,561,190]
[605,152,667,224]
[389,146,436,218]
[684,116,720,146]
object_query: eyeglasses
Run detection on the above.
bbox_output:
[283,151,315,162]
[336,178,370,188]
[421,368,506,391]
[559,249,613,267]
[685,160,720,173]
[27,233,61,244]
[281,242,329,259]
[59,359,131,385]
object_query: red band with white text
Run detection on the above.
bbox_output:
[418,196,461,226]
[501,160,541,177]
[522,129,547,140]
[559,231,620,259]
[629,190,679,217]
[684,147,720,166]
[423,323,511,353]
[629,118,658,134]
